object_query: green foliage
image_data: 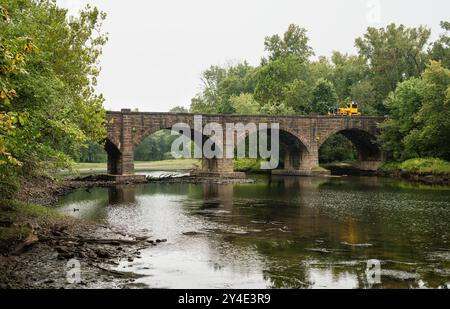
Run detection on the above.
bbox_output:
[188,22,450,167]
[260,102,295,115]
[169,106,189,113]
[229,93,261,114]
[355,23,431,113]
[78,142,107,163]
[310,78,338,114]
[350,80,379,115]
[9,199,61,219]
[233,158,261,172]
[378,77,424,159]
[283,79,312,114]
[319,135,358,163]
[254,56,308,106]
[330,52,370,101]
[163,152,174,160]
[381,158,450,175]
[429,21,450,69]
[190,62,256,114]
[0,173,19,200]
[134,130,179,161]
[263,24,314,62]
[405,61,450,159]
[310,56,333,82]
[0,1,107,198]
[379,61,450,161]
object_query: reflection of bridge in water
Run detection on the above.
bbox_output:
[105,110,385,177]
[105,176,389,288]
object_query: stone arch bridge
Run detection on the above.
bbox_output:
[105,109,385,176]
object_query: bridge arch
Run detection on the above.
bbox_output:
[277,128,310,171]
[132,126,232,174]
[319,127,383,170]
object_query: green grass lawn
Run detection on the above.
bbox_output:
[74,159,201,170]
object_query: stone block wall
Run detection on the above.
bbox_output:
[105,110,385,176]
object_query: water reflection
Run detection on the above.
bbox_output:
[56,175,450,288]
[108,186,136,205]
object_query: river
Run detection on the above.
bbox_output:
[55,173,450,288]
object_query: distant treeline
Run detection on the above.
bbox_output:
[81,22,450,164]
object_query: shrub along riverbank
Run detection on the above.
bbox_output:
[381,158,450,174]
[379,158,450,185]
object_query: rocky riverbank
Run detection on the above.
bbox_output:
[0,173,254,289]
[0,176,165,289]
[0,217,164,288]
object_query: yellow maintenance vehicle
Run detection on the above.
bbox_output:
[328,101,361,116]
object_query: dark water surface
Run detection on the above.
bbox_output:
[56,174,450,288]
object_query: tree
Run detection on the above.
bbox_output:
[190,65,227,113]
[0,1,107,195]
[355,23,431,113]
[0,6,29,167]
[319,135,357,163]
[283,79,312,114]
[190,62,256,113]
[134,130,179,161]
[405,61,450,160]
[378,77,424,160]
[169,106,189,113]
[264,24,314,62]
[310,78,338,114]
[78,142,107,163]
[0,5,32,197]
[350,80,379,115]
[330,52,369,101]
[229,93,261,114]
[429,21,450,69]
[260,102,295,115]
[310,56,333,83]
[379,61,450,161]
[253,56,308,106]
[217,62,256,112]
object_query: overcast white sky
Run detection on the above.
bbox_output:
[56,0,450,112]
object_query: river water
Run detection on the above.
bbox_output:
[56,173,450,288]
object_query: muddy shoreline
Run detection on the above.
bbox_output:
[1,177,161,289]
[1,174,253,289]
[15,174,255,207]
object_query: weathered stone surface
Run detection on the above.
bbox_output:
[105,110,385,176]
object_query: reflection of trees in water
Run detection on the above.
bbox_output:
[57,187,110,222]
[190,176,450,288]
[81,177,450,288]
[191,177,365,288]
